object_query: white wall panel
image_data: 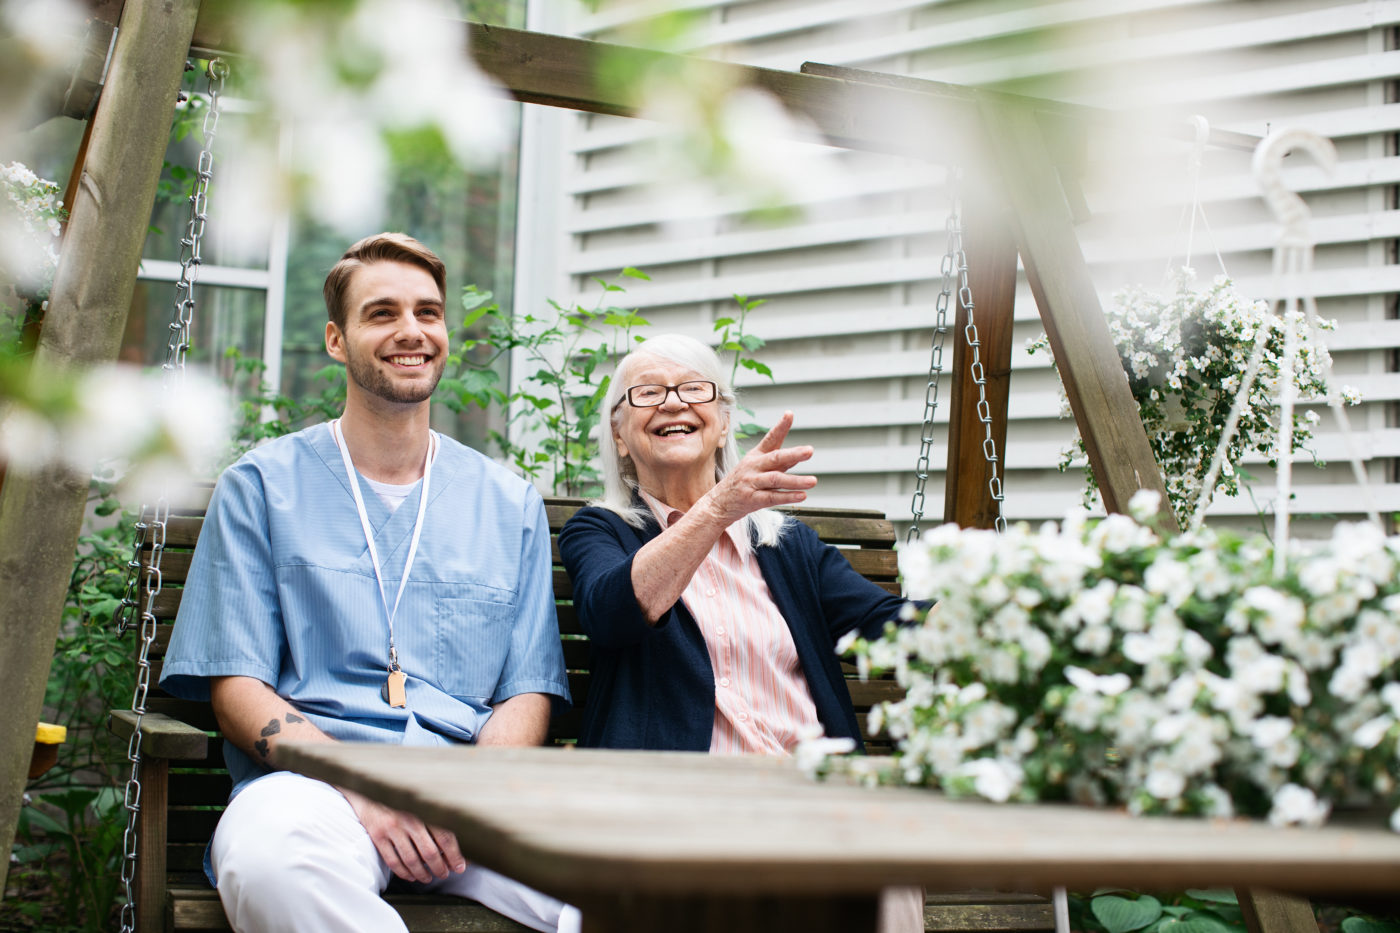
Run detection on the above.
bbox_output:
[519,0,1397,533]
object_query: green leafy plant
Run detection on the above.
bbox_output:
[714,293,774,439]
[222,347,346,465]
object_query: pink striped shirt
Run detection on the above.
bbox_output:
[642,493,822,756]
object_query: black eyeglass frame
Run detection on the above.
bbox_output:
[618,380,719,409]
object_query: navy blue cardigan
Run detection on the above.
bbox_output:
[557,505,910,752]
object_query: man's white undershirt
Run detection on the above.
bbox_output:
[364,476,417,513]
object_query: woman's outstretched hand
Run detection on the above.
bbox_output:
[701,411,816,526]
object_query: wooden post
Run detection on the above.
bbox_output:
[943,182,1018,529]
[975,99,1176,529]
[1237,890,1319,933]
[0,0,199,899]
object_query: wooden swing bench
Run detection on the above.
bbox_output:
[108,489,1056,933]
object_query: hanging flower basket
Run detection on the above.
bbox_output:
[819,492,1400,832]
[1027,270,1359,526]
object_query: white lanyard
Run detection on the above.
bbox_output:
[330,419,436,674]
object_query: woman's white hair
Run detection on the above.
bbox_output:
[596,333,787,548]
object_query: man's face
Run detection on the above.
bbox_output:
[325,260,449,406]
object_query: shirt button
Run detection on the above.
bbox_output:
[737,712,748,722]
[719,677,730,687]
[716,627,726,636]
[706,588,716,597]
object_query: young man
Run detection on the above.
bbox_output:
[160,233,577,933]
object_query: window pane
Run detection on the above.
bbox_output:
[124,280,266,396]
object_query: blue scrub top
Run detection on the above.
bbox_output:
[161,422,570,798]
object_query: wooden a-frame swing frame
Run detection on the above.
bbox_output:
[0,4,1322,933]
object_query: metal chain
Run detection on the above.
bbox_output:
[952,177,1007,534]
[906,179,958,543]
[115,58,227,933]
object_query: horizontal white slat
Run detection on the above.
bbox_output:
[569,199,1399,278]
[810,482,1400,524]
[139,259,270,289]
[902,2,1400,91]
[571,254,1400,312]
[734,0,1226,73]
[802,428,1400,477]
[1078,50,1400,108]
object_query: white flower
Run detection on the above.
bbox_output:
[1268,784,1330,828]
[1065,666,1131,696]
[1063,691,1106,732]
[1128,488,1162,520]
[1073,624,1113,656]
[956,757,1023,803]
[1021,628,1052,672]
[1382,683,1400,718]
[1251,717,1301,768]
[1353,715,1393,750]
[1145,557,1194,606]
[1145,762,1186,800]
[793,726,856,776]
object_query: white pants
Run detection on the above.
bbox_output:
[211,772,581,933]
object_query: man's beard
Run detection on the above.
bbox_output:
[345,347,445,404]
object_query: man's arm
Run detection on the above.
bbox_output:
[210,675,466,883]
[476,692,551,746]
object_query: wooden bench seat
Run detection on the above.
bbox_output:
[108,491,1052,933]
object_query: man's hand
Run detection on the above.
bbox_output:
[338,787,467,883]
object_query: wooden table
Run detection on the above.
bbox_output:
[280,744,1400,933]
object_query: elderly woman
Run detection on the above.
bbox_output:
[558,334,922,932]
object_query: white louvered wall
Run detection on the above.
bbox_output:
[516,0,1398,533]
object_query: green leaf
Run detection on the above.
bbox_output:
[621,266,650,280]
[739,333,765,351]
[1184,891,1237,906]
[1341,919,1400,933]
[1092,895,1163,933]
[712,317,736,329]
[460,287,495,313]
[1157,915,1236,933]
[739,359,773,378]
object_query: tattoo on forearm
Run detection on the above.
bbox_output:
[252,714,302,761]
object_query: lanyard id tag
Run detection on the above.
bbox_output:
[383,669,407,708]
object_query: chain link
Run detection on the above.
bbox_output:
[906,190,957,543]
[907,168,1007,541]
[952,179,1007,534]
[115,59,226,933]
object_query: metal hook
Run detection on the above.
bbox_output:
[1252,127,1336,248]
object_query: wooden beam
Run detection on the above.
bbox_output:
[0,0,200,898]
[1237,890,1319,933]
[798,62,1261,153]
[943,185,1018,529]
[975,99,1176,528]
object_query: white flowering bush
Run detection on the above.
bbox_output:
[1027,270,1359,526]
[822,491,1400,832]
[1,160,64,315]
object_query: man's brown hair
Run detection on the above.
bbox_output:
[322,232,447,331]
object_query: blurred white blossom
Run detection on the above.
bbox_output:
[0,364,229,503]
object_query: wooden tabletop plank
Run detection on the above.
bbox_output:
[280,744,1400,902]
